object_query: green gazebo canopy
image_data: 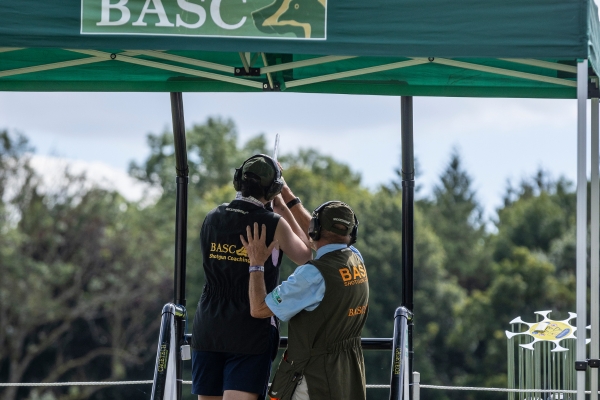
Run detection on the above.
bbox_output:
[0,0,599,98]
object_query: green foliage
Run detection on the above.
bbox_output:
[446,247,571,400]
[437,168,579,400]
[0,133,172,400]
[129,117,268,196]
[494,194,566,258]
[279,149,366,212]
[423,150,492,292]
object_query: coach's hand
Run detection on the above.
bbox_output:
[240,223,279,267]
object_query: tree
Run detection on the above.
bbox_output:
[425,149,491,292]
[348,187,465,400]
[443,170,579,400]
[493,170,575,261]
[279,148,365,212]
[446,246,571,400]
[0,133,173,400]
[129,117,269,196]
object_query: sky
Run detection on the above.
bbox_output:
[0,92,589,222]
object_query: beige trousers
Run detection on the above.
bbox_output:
[291,377,310,400]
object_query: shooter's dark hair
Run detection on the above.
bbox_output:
[240,172,267,200]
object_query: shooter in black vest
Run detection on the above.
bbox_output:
[191,154,312,400]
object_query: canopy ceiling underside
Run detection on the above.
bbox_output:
[0,49,582,98]
[0,0,597,98]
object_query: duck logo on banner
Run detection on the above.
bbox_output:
[252,0,326,39]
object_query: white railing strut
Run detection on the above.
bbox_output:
[3,380,599,393]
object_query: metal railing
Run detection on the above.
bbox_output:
[151,302,409,399]
[182,334,394,351]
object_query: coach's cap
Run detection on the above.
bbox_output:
[242,156,276,187]
[321,202,356,236]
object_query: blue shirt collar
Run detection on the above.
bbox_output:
[315,243,349,259]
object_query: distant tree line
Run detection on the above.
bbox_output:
[0,118,587,400]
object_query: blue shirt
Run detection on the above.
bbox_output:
[265,244,364,322]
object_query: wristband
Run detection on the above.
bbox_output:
[286,197,301,209]
[249,265,264,273]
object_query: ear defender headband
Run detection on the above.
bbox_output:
[233,154,284,201]
[308,201,359,245]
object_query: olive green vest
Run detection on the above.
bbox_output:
[269,247,369,400]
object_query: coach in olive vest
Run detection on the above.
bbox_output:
[191,154,312,400]
[241,201,369,400]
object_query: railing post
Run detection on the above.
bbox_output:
[389,307,412,400]
[150,304,185,400]
[412,371,420,400]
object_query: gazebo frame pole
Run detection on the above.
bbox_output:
[575,60,588,400]
[389,96,415,400]
[401,96,414,312]
[591,95,599,400]
[170,92,189,400]
[401,96,415,398]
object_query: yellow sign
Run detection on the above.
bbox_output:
[528,320,572,341]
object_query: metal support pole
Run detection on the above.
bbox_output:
[401,96,415,310]
[171,92,189,306]
[170,92,189,400]
[389,307,412,400]
[400,96,415,400]
[575,60,588,400]
[591,96,599,400]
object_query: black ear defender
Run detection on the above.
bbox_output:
[308,201,359,245]
[233,154,284,201]
[349,216,359,245]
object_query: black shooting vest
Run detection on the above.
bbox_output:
[191,200,282,354]
[269,247,369,400]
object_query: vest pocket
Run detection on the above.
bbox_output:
[268,352,309,400]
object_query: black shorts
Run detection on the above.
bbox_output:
[191,327,277,398]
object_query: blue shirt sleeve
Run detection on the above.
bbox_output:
[265,264,325,322]
[349,246,364,262]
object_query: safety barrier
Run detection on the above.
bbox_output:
[5,370,600,400]
[148,302,402,400]
[6,374,600,394]
[0,381,389,388]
